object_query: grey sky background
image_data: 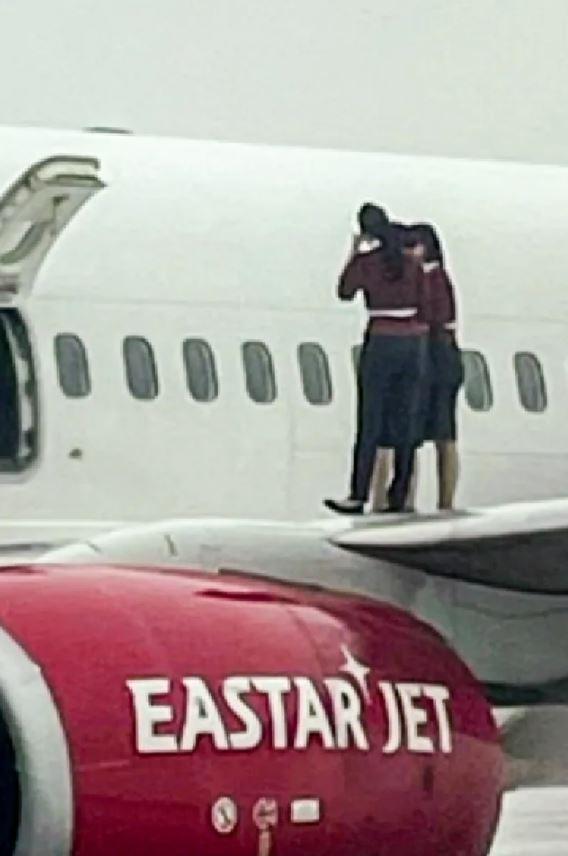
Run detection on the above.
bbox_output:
[1,1,566,164]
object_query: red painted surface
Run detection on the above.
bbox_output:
[0,564,503,855]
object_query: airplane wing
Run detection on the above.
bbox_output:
[0,520,125,565]
[498,706,568,789]
[329,497,568,595]
[38,498,568,595]
[38,500,568,708]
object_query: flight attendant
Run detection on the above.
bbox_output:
[325,205,428,515]
[407,223,464,510]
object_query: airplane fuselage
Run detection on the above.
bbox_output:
[0,126,567,532]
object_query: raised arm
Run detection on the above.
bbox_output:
[337,236,367,300]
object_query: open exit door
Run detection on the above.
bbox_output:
[0,155,105,472]
[0,155,105,298]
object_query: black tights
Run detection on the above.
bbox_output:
[349,333,427,508]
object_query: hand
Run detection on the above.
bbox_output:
[351,233,364,255]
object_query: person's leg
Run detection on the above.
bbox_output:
[369,447,392,511]
[436,439,459,510]
[405,451,419,510]
[352,340,390,502]
[326,336,390,513]
[370,439,419,513]
[388,445,417,511]
[385,335,428,511]
[348,344,366,499]
[432,342,463,511]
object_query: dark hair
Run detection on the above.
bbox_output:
[357,203,404,280]
[406,222,444,265]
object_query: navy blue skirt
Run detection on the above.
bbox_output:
[422,339,464,442]
[372,338,463,446]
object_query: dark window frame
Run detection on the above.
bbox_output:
[241,340,277,404]
[182,338,219,403]
[54,333,91,398]
[514,351,547,413]
[298,342,333,405]
[123,336,159,400]
[461,349,493,412]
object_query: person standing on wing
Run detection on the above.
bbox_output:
[325,204,428,515]
[405,223,464,510]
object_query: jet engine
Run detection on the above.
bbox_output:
[0,563,503,855]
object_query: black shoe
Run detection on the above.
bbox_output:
[324,498,365,515]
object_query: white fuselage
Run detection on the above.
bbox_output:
[1,126,567,530]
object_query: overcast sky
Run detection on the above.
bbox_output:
[1,1,567,164]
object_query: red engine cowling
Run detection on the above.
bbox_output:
[0,564,503,856]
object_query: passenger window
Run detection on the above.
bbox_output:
[298,343,332,405]
[351,344,362,375]
[242,341,276,404]
[461,350,493,412]
[514,352,547,412]
[123,337,158,400]
[183,339,218,402]
[54,334,91,398]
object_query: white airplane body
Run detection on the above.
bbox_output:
[0,123,566,705]
[1,128,568,856]
[1,126,568,538]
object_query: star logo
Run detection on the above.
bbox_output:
[339,645,371,704]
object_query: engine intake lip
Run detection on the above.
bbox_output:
[0,626,73,856]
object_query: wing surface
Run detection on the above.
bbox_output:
[330,498,568,594]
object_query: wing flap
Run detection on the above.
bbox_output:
[329,498,568,594]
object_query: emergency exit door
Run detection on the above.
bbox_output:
[0,309,37,472]
[0,154,105,474]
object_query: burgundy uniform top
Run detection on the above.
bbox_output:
[338,249,428,335]
[421,262,457,332]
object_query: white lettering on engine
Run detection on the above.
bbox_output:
[181,677,229,751]
[379,681,453,755]
[126,678,177,753]
[126,648,453,757]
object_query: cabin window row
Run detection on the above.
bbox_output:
[461,350,547,413]
[54,334,549,414]
[352,346,547,414]
[54,335,332,405]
